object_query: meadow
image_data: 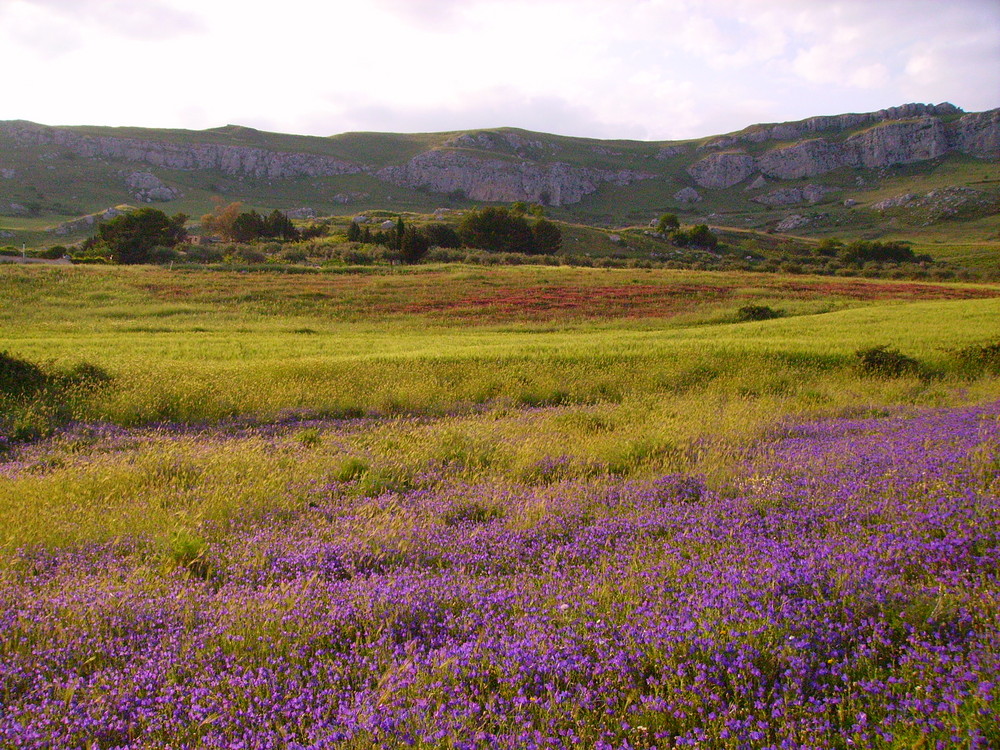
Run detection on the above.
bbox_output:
[1,263,999,748]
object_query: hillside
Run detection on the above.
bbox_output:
[0,103,998,252]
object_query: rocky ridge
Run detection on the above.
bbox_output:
[376,150,654,206]
[0,103,997,211]
[124,172,182,203]
[0,121,367,179]
[701,102,962,149]
[686,108,999,189]
[869,186,996,220]
[752,185,835,206]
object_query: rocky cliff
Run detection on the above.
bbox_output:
[0,121,367,179]
[701,102,962,149]
[376,150,654,206]
[687,108,999,189]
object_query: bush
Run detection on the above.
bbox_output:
[953,341,1000,376]
[735,304,782,322]
[232,246,266,264]
[178,244,225,263]
[57,362,110,386]
[167,531,212,580]
[855,345,919,377]
[458,206,536,253]
[0,351,47,399]
[423,224,461,249]
[37,245,69,259]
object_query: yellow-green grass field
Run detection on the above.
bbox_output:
[2,263,999,554]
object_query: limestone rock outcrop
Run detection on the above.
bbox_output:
[124,172,181,202]
[673,187,702,203]
[869,187,995,219]
[49,207,126,235]
[688,108,999,189]
[685,152,755,188]
[376,150,654,206]
[718,102,962,147]
[952,109,1000,155]
[1,121,366,179]
[0,103,995,215]
[753,185,834,206]
[444,131,547,157]
[775,214,811,232]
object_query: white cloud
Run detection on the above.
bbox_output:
[0,0,996,139]
[2,0,202,42]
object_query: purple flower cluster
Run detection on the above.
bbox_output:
[1,404,998,748]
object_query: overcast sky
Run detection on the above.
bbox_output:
[2,0,998,141]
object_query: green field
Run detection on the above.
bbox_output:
[3,263,999,462]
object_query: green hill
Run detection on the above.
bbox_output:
[0,104,997,267]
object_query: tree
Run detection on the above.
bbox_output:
[97,208,187,264]
[837,240,920,265]
[400,227,430,263]
[656,213,680,234]
[264,210,298,241]
[394,216,405,250]
[423,223,461,248]
[231,211,266,243]
[346,221,362,242]
[458,206,536,253]
[687,224,718,250]
[200,200,243,240]
[670,224,718,250]
[531,217,562,255]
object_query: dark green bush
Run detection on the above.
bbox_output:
[855,345,919,377]
[0,351,46,399]
[58,362,112,388]
[37,245,69,259]
[735,304,783,322]
[953,342,1000,376]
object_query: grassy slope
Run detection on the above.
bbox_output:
[1,117,998,267]
[2,262,998,554]
[2,264,998,429]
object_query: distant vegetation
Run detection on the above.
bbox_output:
[4,200,992,282]
[77,207,188,264]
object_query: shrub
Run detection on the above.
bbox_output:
[58,362,112,388]
[179,244,225,263]
[442,501,504,527]
[297,427,322,447]
[458,206,536,254]
[0,351,46,399]
[167,531,212,580]
[953,341,1000,376]
[735,304,782,322]
[232,246,266,264]
[335,457,369,482]
[38,245,69,259]
[855,345,919,377]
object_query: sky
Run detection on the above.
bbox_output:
[2,0,998,142]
